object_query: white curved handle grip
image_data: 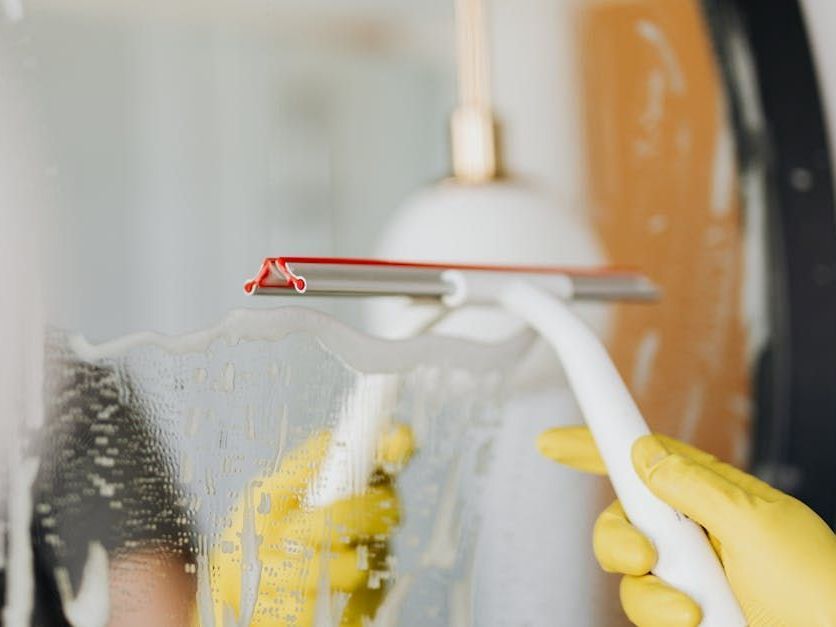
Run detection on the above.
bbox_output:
[500,282,745,627]
[305,374,398,508]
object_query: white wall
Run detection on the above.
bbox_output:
[20,2,454,341]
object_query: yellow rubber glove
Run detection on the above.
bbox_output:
[208,423,414,626]
[538,426,836,627]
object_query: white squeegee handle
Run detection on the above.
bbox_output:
[259,258,742,622]
[497,281,746,627]
[305,374,398,509]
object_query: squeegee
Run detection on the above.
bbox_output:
[245,254,746,627]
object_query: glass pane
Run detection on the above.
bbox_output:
[31,311,534,624]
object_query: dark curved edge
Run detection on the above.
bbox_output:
[700,0,836,525]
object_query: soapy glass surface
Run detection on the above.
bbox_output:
[33,307,531,625]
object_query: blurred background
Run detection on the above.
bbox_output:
[20,0,456,338]
[18,0,587,342]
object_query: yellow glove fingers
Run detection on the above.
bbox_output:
[259,545,371,593]
[632,435,755,542]
[593,501,657,576]
[258,422,414,499]
[211,426,413,627]
[536,426,608,475]
[620,575,702,627]
[209,553,320,626]
[257,430,332,503]
[339,585,387,627]
[376,422,415,471]
[655,435,781,502]
[541,434,836,626]
[537,427,778,503]
[254,423,414,522]
[278,484,401,547]
[248,589,317,627]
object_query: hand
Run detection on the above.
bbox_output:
[209,423,414,626]
[538,426,836,626]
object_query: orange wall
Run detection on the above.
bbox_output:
[579,3,750,622]
[581,0,749,465]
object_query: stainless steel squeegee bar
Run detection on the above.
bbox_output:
[251,262,454,298]
[571,275,659,302]
[248,261,659,302]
